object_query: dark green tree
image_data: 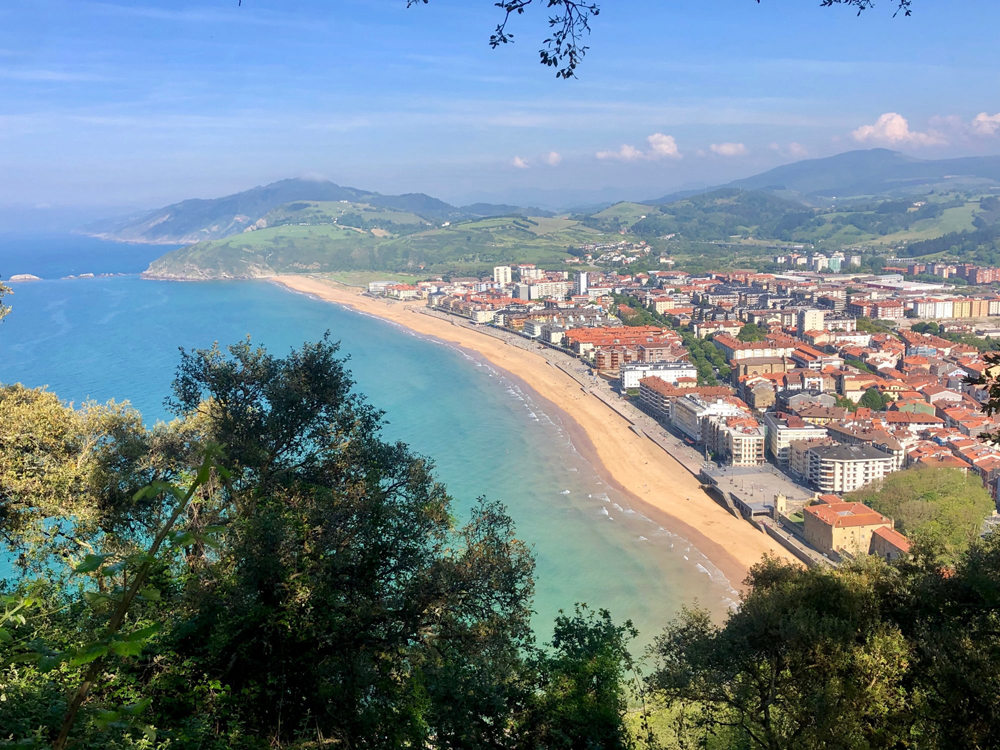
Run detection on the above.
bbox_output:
[858,387,888,411]
[521,605,645,750]
[737,323,767,342]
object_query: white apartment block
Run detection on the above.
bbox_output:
[620,361,698,390]
[492,266,512,285]
[763,412,829,466]
[671,395,747,443]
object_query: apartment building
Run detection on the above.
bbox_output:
[671,394,747,443]
[794,443,896,494]
[620,361,698,390]
[763,411,829,466]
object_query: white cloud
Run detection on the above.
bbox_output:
[544,151,562,166]
[768,141,808,158]
[511,156,530,169]
[972,112,1000,136]
[710,142,748,157]
[851,112,946,147]
[646,133,681,159]
[596,144,644,161]
[596,133,681,162]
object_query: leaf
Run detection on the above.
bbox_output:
[68,643,109,667]
[139,724,157,743]
[121,697,152,716]
[170,531,196,547]
[7,652,40,664]
[124,623,162,642]
[0,629,11,644]
[138,585,161,601]
[74,554,111,574]
[93,708,121,729]
[38,654,67,672]
[83,591,114,606]
[110,640,144,657]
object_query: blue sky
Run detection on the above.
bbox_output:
[2,0,999,214]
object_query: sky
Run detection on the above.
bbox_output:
[2,0,1000,218]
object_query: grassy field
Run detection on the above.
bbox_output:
[879,202,980,243]
[590,202,656,228]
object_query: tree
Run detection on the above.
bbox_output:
[737,322,767,342]
[846,467,994,563]
[521,605,645,750]
[0,279,10,323]
[405,0,914,78]
[648,555,913,749]
[647,537,1000,749]
[858,387,888,411]
[1,338,556,748]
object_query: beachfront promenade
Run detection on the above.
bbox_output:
[414,305,829,567]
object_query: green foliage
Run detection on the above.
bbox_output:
[737,322,766,342]
[522,605,644,750]
[650,535,1000,749]
[858,387,889,411]
[1,338,656,749]
[834,394,859,413]
[0,280,10,323]
[650,556,912,749]
[855,316,895,334]
[846,467,994,562]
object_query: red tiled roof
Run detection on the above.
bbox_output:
[805,502,891,529]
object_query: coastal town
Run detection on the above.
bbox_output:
[361,256,1000,567]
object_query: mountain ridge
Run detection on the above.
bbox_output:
[82,178,553,245]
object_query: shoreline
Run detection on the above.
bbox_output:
[269,274,793,589]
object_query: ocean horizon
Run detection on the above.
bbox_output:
[1,235,735,642]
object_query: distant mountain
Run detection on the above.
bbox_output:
[459,202,554,219]
[81,179,546,245]
[729,149,1000,201]
[644,149,1000,206]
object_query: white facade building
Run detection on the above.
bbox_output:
[620,361,698,390]
[492,266,512,285]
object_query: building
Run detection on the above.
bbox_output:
[705,414,766,466]
[803,500,895,557]
[794,443,896,494]
[637,378,733,421]
[869,526,912,561]
[492,266,512,285]
[797,309,826,335]
[575,271,589,295]
[620,361,698,390]
[763,412,829,466]
[671,395,747,443]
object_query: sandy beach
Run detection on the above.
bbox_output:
[271,274,793,587]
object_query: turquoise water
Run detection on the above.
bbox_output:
[1,246,735,641]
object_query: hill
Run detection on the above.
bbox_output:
[145,211,613,279]
[81,178,546,245]
[730,149,1000,201]
[645,150,1000,205]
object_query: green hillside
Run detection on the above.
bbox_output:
[81,178,546,245]
[146,211,615,278]
[627,189,808,241]
[264,200,432,235]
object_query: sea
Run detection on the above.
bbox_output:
[0,234,736,644]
